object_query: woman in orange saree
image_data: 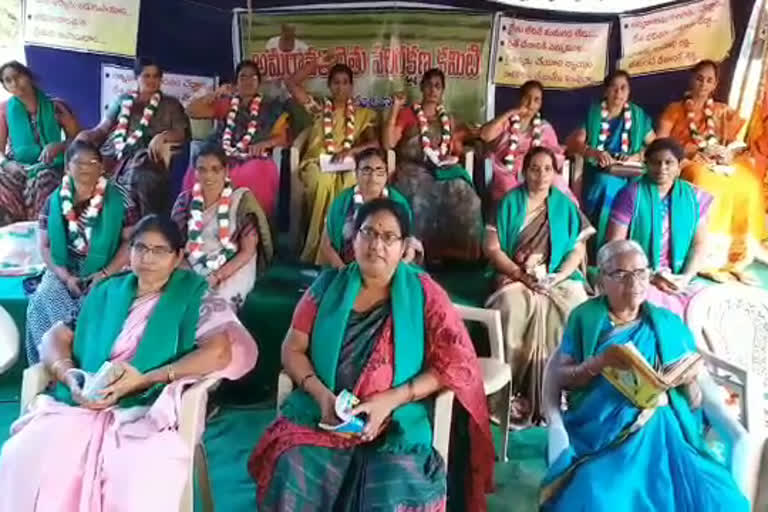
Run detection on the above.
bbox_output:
[657,60,765,283]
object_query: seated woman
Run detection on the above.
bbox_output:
[540,240,748,511]
[25,140,137,364]
[0,61,80,225]
[287,53,379,262]
[607,138,712,318]
[480,80,572,205]
[248,199,494,511]
[567,70,655,257]
[0,215,258,510]
[383,68,483,263]
[484,147,593,426]
[658,60,765,283]
[77,57,190,216]
[171,144,273,310]
[182,60,289,218]
[318,147,422,267]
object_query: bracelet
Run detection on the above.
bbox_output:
[51,358,74,379]
[167,364,176,383]
[300,372,316,389]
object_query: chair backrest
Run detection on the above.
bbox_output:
[452,303,503,361]
[0,305,19,375]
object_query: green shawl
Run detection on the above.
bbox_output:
[48,180,126,277]
[6,89,64,168]
[326,186,413,253]
[565,297,707,454]
[434,163,473,185]
[52,269,207,407]
[585,102,650,156]
[496,185,583,281]
[629,177,699,273]
[280,263,433,452]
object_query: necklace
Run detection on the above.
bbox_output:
[221,94,262,159]
[113,91,162,159]
[686,97,718,150]
[413,103,451,160]
[60,175,108,252]
[187,180,237,272]
[504,112,542,172]
[323,98,355,154]
[597,100,632,154]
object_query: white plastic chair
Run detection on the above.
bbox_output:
[386,148,475,181]
[0,306,19,375]
[20,364,220,512]
[288,127,312,253]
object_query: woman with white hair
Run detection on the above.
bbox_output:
[540,239,748,511]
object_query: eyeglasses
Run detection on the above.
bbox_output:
[357,226,402,246]
[358,166,388,178]
[606,268,651,283]
[132,242,175,257]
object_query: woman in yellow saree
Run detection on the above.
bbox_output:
[657,60,765,283]
[287,53,379,263]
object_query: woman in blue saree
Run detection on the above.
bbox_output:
[541,239,748,511]
[568,70,655,258]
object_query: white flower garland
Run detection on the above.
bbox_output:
[323,98,355,154]
[504,112,542,172]
[221,94,263,159]
[686,97,718,150]
[187,180,237,272]
[413,103,451,161]
[597,100,632,154]
[60,175,108,252]
[113,91,162,160]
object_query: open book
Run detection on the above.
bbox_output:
[601,342,702,409]
[319,154,356,173]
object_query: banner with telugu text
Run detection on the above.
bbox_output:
[492,16,611,89]
[238,10,492,124]
[25,0,140,57]
[618,0,733,76]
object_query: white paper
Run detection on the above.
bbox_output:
[320,154,356,173]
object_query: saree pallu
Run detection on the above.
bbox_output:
[582,102,653,259]
[101,94,191,216]
[298,101,377,262]
[0,292,258,512]
[171,187,274,309]
[248,271,495,512]
[0,92,67,225]
[393,108,482,263]
[541,298,748,511]
[660,100,765,269]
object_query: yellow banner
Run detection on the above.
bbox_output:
[619,0,733,76]
[24,0,140,57]
[493,17,610,89]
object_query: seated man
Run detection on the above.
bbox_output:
[540,239,748,511]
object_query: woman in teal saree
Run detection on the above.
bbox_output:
[540,239,748,511]
[249,198,494,511]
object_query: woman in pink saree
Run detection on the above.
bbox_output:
[0,215,258,511]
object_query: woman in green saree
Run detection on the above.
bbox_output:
[0,61,80,225]
[540,239,748,511]
[249,198,494,511]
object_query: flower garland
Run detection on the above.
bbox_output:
[504,112,542,171]
[60,175,108,252]
[352,185,389,207]
[413,103,451,160]
[686,97,718,150]
[596,100,632,154]
[323,98,355,154]
[221,94,263,159]
[187,180,237,272]
[113,91,162,160]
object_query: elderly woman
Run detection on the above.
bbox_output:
[540,240,748,511]
[0,215,258,510]
[25,140,138,364]
[248,199,494,511]
[607,138,712,317]
[171,144,273,309]
[480,80,572,205]
[568,70,655,256]
[287,53,379,262]
[183,60,289,218]
[318,147,422,267]
[77,57,190,216]
[0,60,80,225]
[658,60,764,283]
[383,68,483,263]
[484,147,593,426]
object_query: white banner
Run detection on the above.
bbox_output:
[100,64,217,118]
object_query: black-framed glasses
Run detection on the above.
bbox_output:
[606,268,651,283]
[131,242,175,257]
[358,226,402,246]
[358,166,388,178]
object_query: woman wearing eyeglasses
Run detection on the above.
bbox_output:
[0,215,258,510]
[484,146,593,427]
[24,140,138,364]
[318,148,422,268]
[606,138,712,318]
[249,198,494,512]
[171,143,273,309]
[540,239,748,511]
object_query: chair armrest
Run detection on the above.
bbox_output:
[20,363,52,414]
[463,149,474,177]
[178,377,221,448]
[568,154,584,200]
[0,305,20,375]
[277,371,294,412]
[542,350,569,465]
[387,149,396,175]
[754,436,768,509]
[433,389,455,465]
